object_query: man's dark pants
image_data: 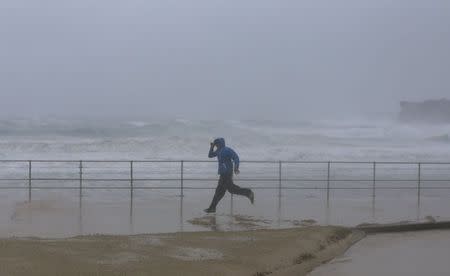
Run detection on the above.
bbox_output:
[208,173,251,210]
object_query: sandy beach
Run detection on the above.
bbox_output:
[0,226,363,276]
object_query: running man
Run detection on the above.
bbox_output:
[204,138,254,213]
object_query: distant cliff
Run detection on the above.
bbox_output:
[399,99,450,123]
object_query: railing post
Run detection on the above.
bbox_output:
[79,161,83,199]
[230,194,234,215]
[28,160,32,202]
[325,161,331,225]
[372,162,376,199]
[130,161,134,200]
[180,160,184,197]
[372,162,376,220]
[278,161,282,198]
[326,161,331,205]
[418,162,421,205]
[276,161,283,226]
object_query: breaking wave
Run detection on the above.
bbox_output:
[0,117,449,161]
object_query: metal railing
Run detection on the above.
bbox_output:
[0,160,449,202]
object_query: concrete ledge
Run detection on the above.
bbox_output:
[355,221,450,234]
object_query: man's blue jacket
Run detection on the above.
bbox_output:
[208,138,240,176]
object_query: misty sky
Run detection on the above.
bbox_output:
[1,0,449,120]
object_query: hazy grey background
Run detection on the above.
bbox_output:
[1,0,449,120]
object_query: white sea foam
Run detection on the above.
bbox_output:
[0,118,449,162]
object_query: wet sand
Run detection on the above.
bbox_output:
[0,226,363,276]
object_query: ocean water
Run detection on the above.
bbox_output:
[0,117,449,161]
[0,117,449,237]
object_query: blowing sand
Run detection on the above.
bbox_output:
[0,226,363,276]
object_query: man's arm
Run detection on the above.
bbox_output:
[208,143,217,158]
[230,148,240,174]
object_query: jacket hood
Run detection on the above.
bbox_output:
[213,137,226,149]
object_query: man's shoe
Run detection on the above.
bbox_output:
[204,207,216,213]
[249,191,255,204]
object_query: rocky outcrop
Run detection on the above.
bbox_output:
[399,99,450,123]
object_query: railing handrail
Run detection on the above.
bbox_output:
[0,159,449,164]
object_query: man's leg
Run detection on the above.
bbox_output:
[225,174,254,204]
[205,175,227,212]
